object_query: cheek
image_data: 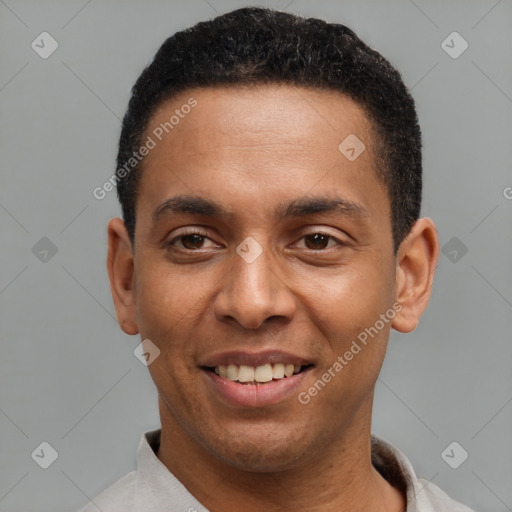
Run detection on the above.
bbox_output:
[310,262,395,333]
[134,258,203,332]
[132,266,200,381]
[304,262,395,385]
[135,274,199,406]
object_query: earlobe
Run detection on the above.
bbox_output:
[107,218,139,335]
[391,218,439,333]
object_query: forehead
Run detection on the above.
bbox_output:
[136,84,389,226]
[147,84,375,157]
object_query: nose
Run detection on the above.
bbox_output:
[213,242,296,331]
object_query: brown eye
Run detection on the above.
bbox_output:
[304,233,329,250]
[180,234,206,250]
[300,233,341,251]
[167,230,218,251]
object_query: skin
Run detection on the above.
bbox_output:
[107,85,439,512]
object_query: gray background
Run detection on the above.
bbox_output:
[1,0,511,511]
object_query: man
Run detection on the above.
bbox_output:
[80,7,475,512]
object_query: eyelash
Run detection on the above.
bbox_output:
[167,229,346,252]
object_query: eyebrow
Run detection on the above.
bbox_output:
[153,194,369,224]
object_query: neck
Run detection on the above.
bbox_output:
[156,396,406,512]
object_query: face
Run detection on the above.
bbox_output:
[108,84,435,472]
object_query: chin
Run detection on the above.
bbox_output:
[204,427,314,473]
[217,446,305,473]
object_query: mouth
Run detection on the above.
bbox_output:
[203,363,314,385]
[199,350,315,407]
[201,358,315,407]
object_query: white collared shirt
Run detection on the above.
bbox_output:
[77,429,476,512]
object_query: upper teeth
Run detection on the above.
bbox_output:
[214,363,302,383]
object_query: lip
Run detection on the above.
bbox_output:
[202,366,314,407]
[199,349,312,368]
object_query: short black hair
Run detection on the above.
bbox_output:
[116,7,422,252]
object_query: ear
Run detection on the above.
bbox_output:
[392,218,439,333]
[107,218,139,335]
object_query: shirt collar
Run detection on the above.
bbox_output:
[371,433,429,510]
[135,428,210,511]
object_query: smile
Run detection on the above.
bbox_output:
[202,364,314,407]
[205,363,313,384]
